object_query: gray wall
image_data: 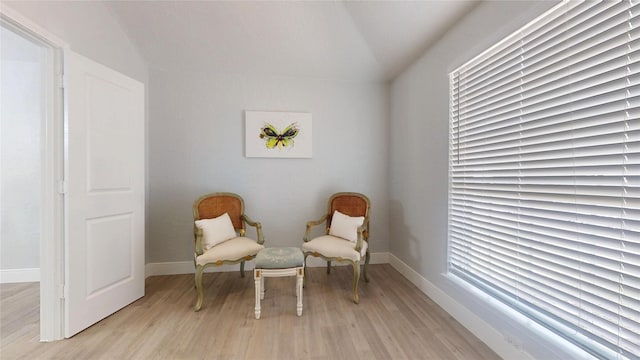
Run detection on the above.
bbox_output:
[388,1,586,359]
[148,70,389,263]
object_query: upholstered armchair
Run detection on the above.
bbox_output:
[302,192,370,303]
[193,192,265,311]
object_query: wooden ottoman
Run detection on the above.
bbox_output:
[253,247,304,319]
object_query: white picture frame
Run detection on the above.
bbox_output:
[245,111,312,158]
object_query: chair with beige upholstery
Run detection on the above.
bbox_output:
[302,192,370,303]
[193,192,265,311]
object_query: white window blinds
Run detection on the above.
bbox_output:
[448,1,640,358]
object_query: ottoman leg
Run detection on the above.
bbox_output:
[296,267,303,316]
[254,269,261,319]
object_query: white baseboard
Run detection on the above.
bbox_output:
[387,254,532,360]
[145,251,389,278]
[0,268,40,283]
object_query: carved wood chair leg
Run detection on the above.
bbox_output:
[352,261,360,304]
[303,254,309,287]
[240,260,245,278]
[327,260,331,274]
[363,251,371,282]
[194,266,205,311]
[193,260,198,288]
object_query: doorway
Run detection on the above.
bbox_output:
[1,14,64,341]
[1,15,46,284]
[0,19,50,339]
[1,7,145,341]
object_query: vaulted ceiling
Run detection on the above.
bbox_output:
[106,0,478,82]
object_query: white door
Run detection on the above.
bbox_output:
[65,51,145,337]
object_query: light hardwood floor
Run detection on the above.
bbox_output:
[1,264,499,359]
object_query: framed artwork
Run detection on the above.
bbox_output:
[245,111,312,158]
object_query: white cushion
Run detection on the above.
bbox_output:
[329,210,364,242]
[195,213,237,250]
[196,237,264,266]
[302,235,368,262]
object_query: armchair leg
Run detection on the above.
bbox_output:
[240,260,245,278]
[194,265,205,311]
[352,261,360,304]
[303,254,309,287]
[363,250,371,283]
[193,259,197,288]
[327,260,331,274]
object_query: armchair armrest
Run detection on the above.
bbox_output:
[355,224,367,252]
[304,213,329,242]
[242,214,265,245]
[194,227,204,256]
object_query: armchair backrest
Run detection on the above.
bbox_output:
[193,192,245,231]
[327,192,370,238]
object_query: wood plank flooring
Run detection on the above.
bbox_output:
[1,264,499,359]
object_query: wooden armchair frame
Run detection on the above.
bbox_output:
[193,192,265,311]
[303,192,371,303]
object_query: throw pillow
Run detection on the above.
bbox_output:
[329,210,365,242]
[195,213,237,250]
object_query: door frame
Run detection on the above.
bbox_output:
[1,6,67,341]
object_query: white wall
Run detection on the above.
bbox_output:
[148,70,389,263]
[388,1,590,359]
[4,1,147,83]
[0,25,44,271]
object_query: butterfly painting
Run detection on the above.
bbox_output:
[246,111,312,158]
[260,122,299,149]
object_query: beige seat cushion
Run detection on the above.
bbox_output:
[196,237,264,266]
[302,235,368,262]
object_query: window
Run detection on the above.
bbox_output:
[448,1,639,359]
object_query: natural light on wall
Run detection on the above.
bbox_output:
[448,0,639,359]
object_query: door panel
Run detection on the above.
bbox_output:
[85,214,133,295]
[65,51,144,337]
